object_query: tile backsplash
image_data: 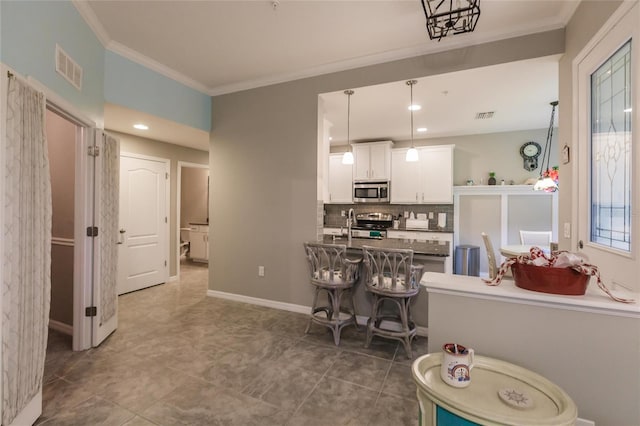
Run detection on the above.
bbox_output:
[324,203,454,233]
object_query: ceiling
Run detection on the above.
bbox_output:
[320,55,560,145]
[73,0,579,148]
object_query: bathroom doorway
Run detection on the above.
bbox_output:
[47,108,79,345]
[176,161,209,279]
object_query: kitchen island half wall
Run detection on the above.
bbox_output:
[322,235,449,332]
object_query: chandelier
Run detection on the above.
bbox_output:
[420,0,481,41]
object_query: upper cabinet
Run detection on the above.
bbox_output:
[353,141,393,181]
[327,153,353,203]
[391,145,454,204]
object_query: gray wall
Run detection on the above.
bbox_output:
[112,131,209,276]
[209,30,564,306]
[47,109,76,327]
[558,0,623,251]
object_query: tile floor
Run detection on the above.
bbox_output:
[39,260,426,425]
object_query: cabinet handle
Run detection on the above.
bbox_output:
[415,193,418,201]
[422,193,425,202]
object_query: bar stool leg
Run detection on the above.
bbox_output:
[399,297,413,359]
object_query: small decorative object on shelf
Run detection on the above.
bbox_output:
[488,172,497,185]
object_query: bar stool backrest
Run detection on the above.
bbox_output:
[362,246,421,293]
[304,242,359,285]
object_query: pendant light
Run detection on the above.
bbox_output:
[342,89,355,165]
[534,101,559,192]
[406,80,419,162]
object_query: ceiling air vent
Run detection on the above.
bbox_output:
[475,111,495,120]
[55,44,83,91]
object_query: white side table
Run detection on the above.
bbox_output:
[412,353,577,426]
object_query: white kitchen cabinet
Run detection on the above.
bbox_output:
[327,153,353,203]
[353,141,393,181]
[391,145,454,204]
[189,224,209,263]
[390,149,421,203]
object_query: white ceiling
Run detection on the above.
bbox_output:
[320,55,560,144]
[73,0,579,147]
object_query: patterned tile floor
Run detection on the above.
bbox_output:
[38,260,426,425]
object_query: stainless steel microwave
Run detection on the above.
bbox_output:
[353,181,390,203]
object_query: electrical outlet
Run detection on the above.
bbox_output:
[341,210,346,217]
[563,223,571,239]
[258,266,265,277]
[404,211,409,218]
[428,212,434,219]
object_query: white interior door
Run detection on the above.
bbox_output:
[91,130,120,346]
[118,154,169,295]
[575,2,639,293]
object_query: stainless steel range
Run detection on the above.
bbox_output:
[352,212,393,238]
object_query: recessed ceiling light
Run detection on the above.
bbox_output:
[329,136,333,141]
[417,127,427,132]
[408,104,421,111]
[624,108,632,113]
[133,123,149,130]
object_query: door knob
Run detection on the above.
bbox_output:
[578,240,583,249]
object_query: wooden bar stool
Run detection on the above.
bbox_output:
[362,246,423,359]
[303,242,361,346]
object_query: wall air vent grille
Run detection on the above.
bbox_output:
[55,44,83,91]
[475,111,495,119]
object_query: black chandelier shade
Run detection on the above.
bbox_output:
[420,0,481,41]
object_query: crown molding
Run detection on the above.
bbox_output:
[106,41,210,94]
[73,0,574,98]
[72,0,110,47]
[208,21,565,96]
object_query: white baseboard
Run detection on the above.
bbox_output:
[206,290,428,337]
[576,418,595,426]
[9,388,41,426]
[168,275,178,283]
[48,319,73,336]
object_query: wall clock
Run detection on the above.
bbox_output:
[520,141,542,171]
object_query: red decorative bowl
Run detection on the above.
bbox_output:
[511,263,589,295]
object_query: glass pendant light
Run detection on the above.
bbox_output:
[342,89,355,165]
[406,80,419,162]
[534,101,559,192]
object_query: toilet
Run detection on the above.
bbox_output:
[179,227,191,257]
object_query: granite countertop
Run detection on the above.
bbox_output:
[321,235,449,257]
[324,225,452,234]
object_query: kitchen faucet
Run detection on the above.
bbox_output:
[347,208,355,243]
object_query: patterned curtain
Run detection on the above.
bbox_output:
[100,134,119,324]
[2,75,51,424]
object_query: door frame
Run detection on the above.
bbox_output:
[119,152,171,289]
[23,73,99,351]
[176,161,209,280]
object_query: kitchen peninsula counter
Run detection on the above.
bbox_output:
[321,235,449,257]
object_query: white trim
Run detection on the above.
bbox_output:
[7,389,41,426]
[168,275,178,283]
[48,319,73,336]
[207,290,429,337]
[52,237,74,247]
[107,41,209,94]
[176,161,209,281]
[207,26,566,96]
[71,0,569,97]
[71,0,111,47]
[74,126,92,351]
[576,418,596,426]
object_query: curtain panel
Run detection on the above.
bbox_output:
[100,134,119,324]
[2,75,52,425]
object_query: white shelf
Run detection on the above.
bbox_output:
[453,184,547,195]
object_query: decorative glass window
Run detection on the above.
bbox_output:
[590,40,632,251]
